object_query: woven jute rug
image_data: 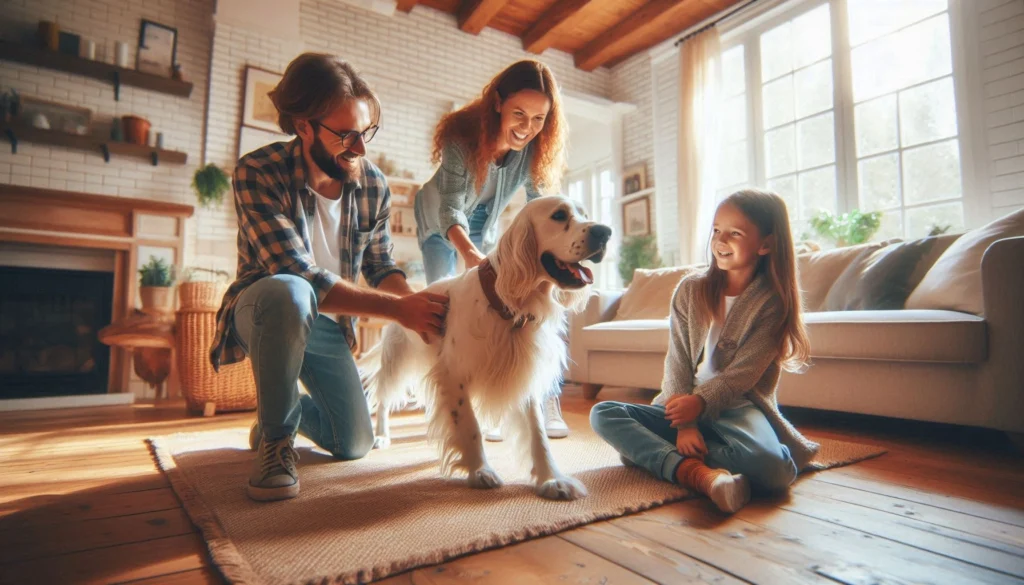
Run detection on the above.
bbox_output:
[148,411,885,585]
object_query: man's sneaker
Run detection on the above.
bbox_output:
[248,421,261,451]
[247,435,300,502]
[484,427,504,442]
[544,395,569,439]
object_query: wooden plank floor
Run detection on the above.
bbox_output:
[1,385,1022,585]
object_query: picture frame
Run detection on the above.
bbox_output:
[622,163,647,196]
[136,19,177,77]
[17,95,92,135]
[242,66,284,133]
[622,195,652,238]
[237,125,287,160]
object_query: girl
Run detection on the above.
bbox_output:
[590,189,819,514]
[414,59,569,440]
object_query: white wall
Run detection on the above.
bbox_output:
[611,52,655,183]
[566,113,612,171]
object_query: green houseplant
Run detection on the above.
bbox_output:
[192,163,231,209]
[138,255,175,314]
[617,234,662,286]
[809,209,883,248]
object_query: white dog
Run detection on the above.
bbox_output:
[360,196,612,500]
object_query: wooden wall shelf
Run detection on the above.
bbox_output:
[0,41,193,101]
[3,123,188,166]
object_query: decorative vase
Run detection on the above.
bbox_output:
[140,285,174,315]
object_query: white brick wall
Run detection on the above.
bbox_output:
[611,52,654,184]
[978,0,1024,216]
[650,55,680,265]
[0,0,216,270]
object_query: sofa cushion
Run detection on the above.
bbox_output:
[582,311,986,364]
[580,319,669,353]
[613,265,703,321]
[906,208,1024,315]
[822,236,951,311]
[797,242,885,312]
[805,310,986,363]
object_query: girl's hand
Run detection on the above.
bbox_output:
[464,249,487,270]
[675,427,707,458]
[665,395,705,428]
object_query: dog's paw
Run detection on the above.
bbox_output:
[467,467,503,489]
[536,476,588,500]
[372,435,391,449]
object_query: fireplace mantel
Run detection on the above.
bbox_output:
[0,184,195,394]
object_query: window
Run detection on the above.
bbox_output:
[718,0,964,241]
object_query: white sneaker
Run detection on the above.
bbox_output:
[484,427,504,442]
[544,395,569,439]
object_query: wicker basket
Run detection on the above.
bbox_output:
[176,308,257,414]
[178,281,226,311]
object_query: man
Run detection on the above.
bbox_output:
[210,53,447,502]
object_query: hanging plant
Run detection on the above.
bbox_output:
[192,163,231,209]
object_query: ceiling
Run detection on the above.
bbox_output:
[397,0,742,71]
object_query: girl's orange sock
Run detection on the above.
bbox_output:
[675,458,751,514]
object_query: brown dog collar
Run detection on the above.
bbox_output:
[478,258,534,329]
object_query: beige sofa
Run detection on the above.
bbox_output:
[568,227,1024,436]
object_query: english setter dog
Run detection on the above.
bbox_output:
[361,196,611,500]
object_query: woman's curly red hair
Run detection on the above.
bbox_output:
[431,60,566,194]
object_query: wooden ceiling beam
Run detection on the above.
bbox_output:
[458,0,513,35]
[574,0,731,71]
[522,0,595,54]
[396,0,419,13]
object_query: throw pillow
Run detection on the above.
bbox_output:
[613,265,703,321]
[906,208,1024,315]
[823,237,941,311]
[797,242,885,312]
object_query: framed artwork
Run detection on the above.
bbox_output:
[622,163,647,196]
[622,195,652,237]
[242,66,283,133]
[237,125,287,160]
[136,20,177,77]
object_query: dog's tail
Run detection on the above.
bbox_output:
[357,339,385,411]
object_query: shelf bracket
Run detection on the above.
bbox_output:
[151,151,159,166]
[101,144,110,163]
[4,128,16,154]
[112,71,121,101]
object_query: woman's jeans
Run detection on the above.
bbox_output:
[231,274,374,460]
[590,402,798,491]
[421,203,489,284]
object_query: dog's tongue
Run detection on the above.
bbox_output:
[570,262,594,284]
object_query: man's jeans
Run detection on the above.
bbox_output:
[231,274,373,460]
[590,402,797,491]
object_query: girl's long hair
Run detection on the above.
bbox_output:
[431,60,566,194]
[694,189,810,372]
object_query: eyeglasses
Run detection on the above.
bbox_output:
[313,120,379,148]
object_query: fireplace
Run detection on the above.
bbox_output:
[0,266,114,398]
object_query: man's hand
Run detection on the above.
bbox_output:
[675,426,707,458]
[392,290,448,343]
[665,394,705,428]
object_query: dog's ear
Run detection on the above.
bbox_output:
[494,209,539,310]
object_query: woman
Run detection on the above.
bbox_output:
[414,59,569,440]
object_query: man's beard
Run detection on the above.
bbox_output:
[310,133,359,182]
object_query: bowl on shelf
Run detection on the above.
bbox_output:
[121,115,151,146]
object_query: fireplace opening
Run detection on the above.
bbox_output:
[0,266,114,399]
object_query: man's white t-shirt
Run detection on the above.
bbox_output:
[308,187,343,322]
[695,295,752,409]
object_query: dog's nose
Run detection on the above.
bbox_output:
[588,224,612,248]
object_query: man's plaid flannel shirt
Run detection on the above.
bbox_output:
[209,139,404,371]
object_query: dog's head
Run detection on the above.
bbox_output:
[493,196,612,312]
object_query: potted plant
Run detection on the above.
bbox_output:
[192,163,231,209]
[809,209,883,248]
[617,234,662,286]
[138,255,176,315]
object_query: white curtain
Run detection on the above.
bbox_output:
[677,27,721,266]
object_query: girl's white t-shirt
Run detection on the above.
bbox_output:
[695,295,751,409]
